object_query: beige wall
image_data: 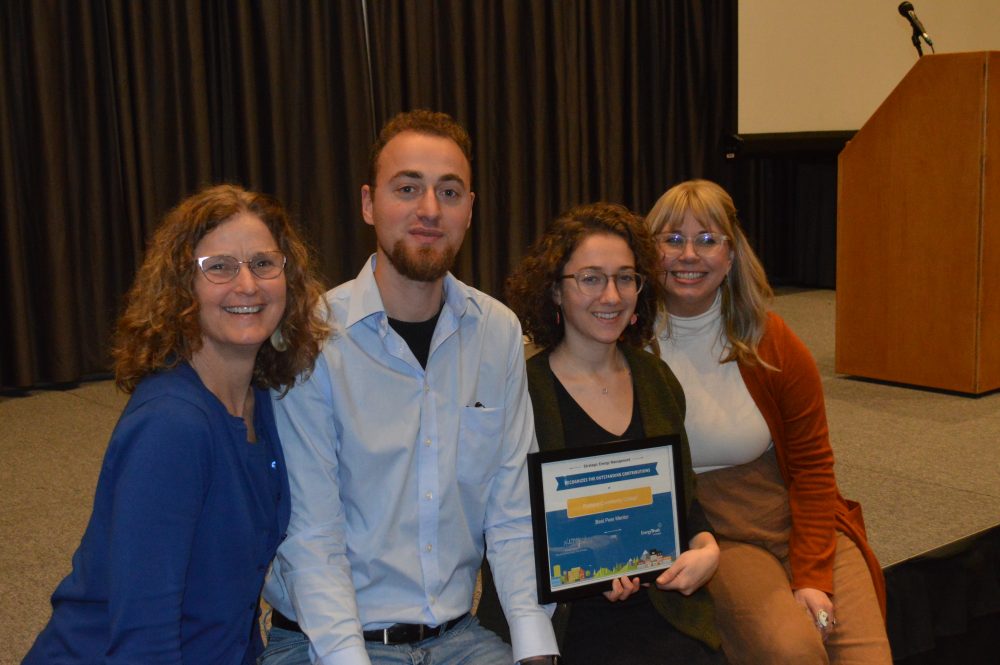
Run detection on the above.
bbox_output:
[738,0,1000,134]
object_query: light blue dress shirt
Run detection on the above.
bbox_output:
[264,256,557,665]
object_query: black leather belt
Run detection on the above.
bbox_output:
[269,609,303,633]
[270,609,467,645]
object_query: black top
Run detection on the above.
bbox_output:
[551,369,645,447]
[388,309,441,369]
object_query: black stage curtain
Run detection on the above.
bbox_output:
[1,0,734,390]
[1,0,375,389]
[732,155,839,288]
[367,0,734,293]
[886,527,1000,665]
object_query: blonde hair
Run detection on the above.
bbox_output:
[646,179,774,367]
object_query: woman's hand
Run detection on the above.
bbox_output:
[794,587,836,641]
[603,575,642,602]
[654,531,719,595]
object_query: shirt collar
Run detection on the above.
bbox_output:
[343,254,481,329]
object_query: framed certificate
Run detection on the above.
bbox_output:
[527,435,687,603]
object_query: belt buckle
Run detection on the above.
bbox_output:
[378,621,440,645]
[382,624,424,645]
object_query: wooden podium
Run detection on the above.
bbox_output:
[836,52,1000,394]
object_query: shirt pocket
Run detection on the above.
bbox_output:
[457,405,505,487]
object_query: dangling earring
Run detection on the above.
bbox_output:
[270,325,289,352]
[630,314,638,326]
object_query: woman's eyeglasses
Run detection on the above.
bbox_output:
[196,251,287,284]
[656,232,729,257]
[560,270,645,297]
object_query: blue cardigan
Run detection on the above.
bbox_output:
[23,363,291,665]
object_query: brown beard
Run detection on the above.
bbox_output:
[383,239,457,282]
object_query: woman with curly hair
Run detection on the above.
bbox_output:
[646,179,890,664]
[491,202,724,664]
[24,184,329,664]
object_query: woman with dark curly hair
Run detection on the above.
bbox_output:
[497,202,724,664]
[23,184,329,665]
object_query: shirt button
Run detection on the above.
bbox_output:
[426,543,433,552]
[424,438,432,447]
[425,491,433,500]
[423,384,430,393]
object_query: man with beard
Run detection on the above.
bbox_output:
[260,110,560,665]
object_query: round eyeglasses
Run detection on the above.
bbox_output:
[656,232,729,257]
[560,270,645,297]
[196,251,287,284]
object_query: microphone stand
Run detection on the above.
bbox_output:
[911,27,923,57]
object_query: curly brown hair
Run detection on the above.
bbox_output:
[112,184,330,394]
[505,202,665,351]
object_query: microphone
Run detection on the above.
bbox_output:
[898,2,933,46]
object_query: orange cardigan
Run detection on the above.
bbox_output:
[738,312,887,619]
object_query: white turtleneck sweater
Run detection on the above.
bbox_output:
[656,291,772,474]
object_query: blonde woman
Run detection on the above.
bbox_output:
[646,180,891,665]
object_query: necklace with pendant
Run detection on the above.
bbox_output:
[554,347,628,396]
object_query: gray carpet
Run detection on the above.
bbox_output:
[774,290,1000,567]
[3,289,999,663]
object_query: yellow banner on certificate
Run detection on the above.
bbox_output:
[566,486,653,518]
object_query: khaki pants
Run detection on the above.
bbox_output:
[697,449,891,665]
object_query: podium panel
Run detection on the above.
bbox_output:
[836,52,999,393]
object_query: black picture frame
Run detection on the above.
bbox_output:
[527,435,687,604]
